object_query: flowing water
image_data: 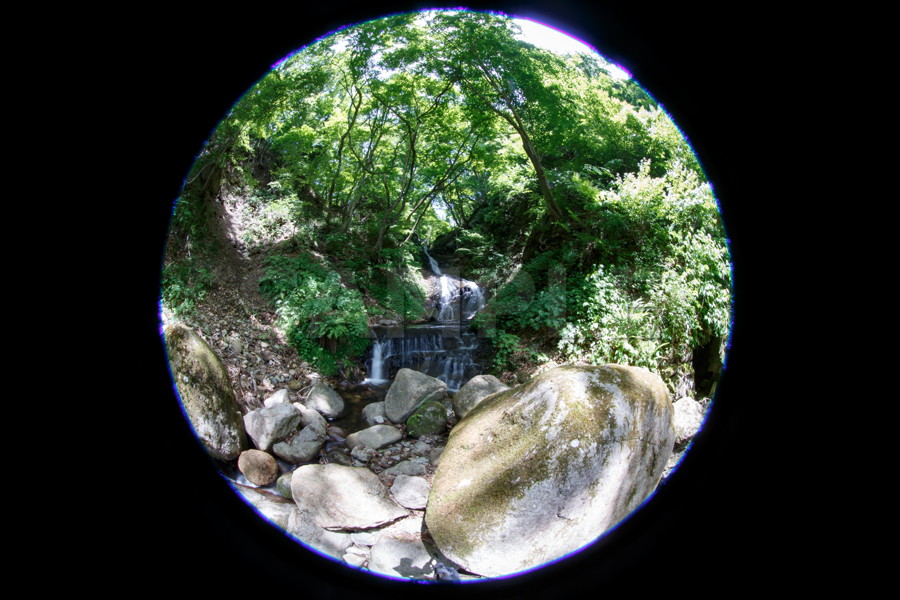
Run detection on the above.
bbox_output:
[364,248,485,393]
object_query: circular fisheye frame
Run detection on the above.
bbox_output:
[159,5,733,591]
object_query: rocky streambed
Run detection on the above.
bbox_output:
[164,321,709,582]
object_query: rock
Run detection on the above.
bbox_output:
[673,396,705,446]
[406,400,448,438]
[237,449,279,487]
[272,425,327,464]
[243,402,303,452]
[368,538,435,581]
[384,368,448,424]
[290,464,408,531]
[275,472,293,499]
[287,507,354,560]
[163,323,249,461]
[233,483,294,529]
[452,374,510,419]
[344,424,403,451]
[264,389,291,407]
[425,364,675,578]
[305,382,346,419]
[362,401,387,426]
[383,458,428,477]
[292,402,328,436]
[390,474,430,509]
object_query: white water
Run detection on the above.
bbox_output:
[364,247,487,391]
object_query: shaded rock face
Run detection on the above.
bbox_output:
[384,368,448,424]
[425,364,675,578]
[451,374,510,420]
[164,323,249,461]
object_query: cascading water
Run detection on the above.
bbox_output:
[365,247,486,392]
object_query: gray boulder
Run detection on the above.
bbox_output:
[291,464,408,531]
[390,474,430,509]
[264,388,291,407]
[362,401,387,426]
[163,323,248,461]
[243,402,302,452]
[425,364,675,578]
[305,382,346,419]
[292,402,328,435]
[384,368,448,424]
[344,424,403,450]
[452,374,510,419]
[272,425,327,464]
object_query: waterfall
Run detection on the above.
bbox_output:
[363,246,487,392]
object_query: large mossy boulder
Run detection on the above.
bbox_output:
[164,323,248,461]
[425,364,675,578]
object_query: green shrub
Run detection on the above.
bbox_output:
[160,259,213,318]
[259,253,370,375]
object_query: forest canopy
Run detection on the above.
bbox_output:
[162,9,732,395]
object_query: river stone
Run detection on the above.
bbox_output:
[264,388,291,407]
[406,400,448,438]
[237,449,279,487]
[272,425,327,464]
[452,374,510,419]
[291,463,408,531]
[305,382,346,419]
[425,364,675,578]
[390,474,430,509]
[243,402,303,452]
[384,368,448,424]
[163,323,248,461]
[362,401,387,426]
[345,424,403,450]
[292,402,328,435]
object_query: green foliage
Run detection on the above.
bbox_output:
[160,258,213,318]
[259,253,370,375]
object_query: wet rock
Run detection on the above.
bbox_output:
[345,424,403,451]
[452,374,510,420]
[243,402,303,451]
[384,368,448,424]
[406,400,448,438]
[237,449,279,487]
[290,464,408,531]
[163,323,249,461]
[305,382,346,419]
[362,401,387,426]
[426,364,675,578]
